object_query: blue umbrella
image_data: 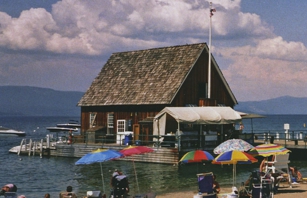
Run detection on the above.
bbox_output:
[75,148,123,194]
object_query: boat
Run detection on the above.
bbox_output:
[46,120,80,133]
[0,126,26,136]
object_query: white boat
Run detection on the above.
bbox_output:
[0,126,26,136]
[46,120,80,132]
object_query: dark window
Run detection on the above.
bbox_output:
[198,82,207,98]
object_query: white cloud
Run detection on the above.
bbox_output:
[219,37,307,101]
[0,0,306,100]
[0,0,274,55]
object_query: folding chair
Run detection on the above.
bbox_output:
[195,172,217,198]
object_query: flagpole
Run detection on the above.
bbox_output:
[208,2,212,99]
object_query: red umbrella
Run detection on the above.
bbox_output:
[120,146,154,193]
[120,145,154,156]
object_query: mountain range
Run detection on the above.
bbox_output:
[0,86,306,116]
[0,86,83,116]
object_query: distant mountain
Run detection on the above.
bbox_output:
[234,96,307,115]
[1,86,306,116]
[0,86,84,116]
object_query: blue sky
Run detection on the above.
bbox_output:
[0,0,306,102]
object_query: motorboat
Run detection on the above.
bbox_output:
[46,120,80,133]
[0,126,26,136]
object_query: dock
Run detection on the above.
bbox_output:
[11,133,307,164]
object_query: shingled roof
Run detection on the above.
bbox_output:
[78,43,235,106]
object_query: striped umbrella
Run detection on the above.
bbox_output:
[212,150,258,186]
[180,150,214,164]
[249,143,290,157]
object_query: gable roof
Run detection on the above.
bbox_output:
[78,43,236,106]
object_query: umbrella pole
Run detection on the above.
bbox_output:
[100,163,106,195]
[132,159,140,194]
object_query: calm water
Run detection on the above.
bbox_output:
[1,115,307,197]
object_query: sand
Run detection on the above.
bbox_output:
[155,183,307,198]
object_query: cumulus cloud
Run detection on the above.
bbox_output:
[219,36,307,101]
[0,0,274,55]
[0,0,306,100]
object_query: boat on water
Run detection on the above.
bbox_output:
[46,120,80,133]
[0,126,26,136]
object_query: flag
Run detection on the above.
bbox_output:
[210,8,216,17]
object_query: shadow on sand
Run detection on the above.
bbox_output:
[277,185,306,194]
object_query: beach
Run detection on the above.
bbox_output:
[156,183,307,198]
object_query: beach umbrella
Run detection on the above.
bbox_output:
[120,146,154,193]
[212,150,258,186]
[75,148,123,195]
[213,138,254,154]
[179,150,214,164]
[249,143,290,157]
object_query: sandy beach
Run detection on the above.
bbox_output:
[156,183,307,198]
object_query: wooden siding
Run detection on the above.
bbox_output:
[79,43,237,136]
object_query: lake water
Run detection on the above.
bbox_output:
[1,115,307,197]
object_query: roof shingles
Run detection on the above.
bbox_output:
[78,43,206,106]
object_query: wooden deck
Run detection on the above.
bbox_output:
[13,136,307,164]
[15,142,180,165]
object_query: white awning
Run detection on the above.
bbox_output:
[153,107,242,135]
[154,107,241,124]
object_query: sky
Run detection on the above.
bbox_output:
[0,0,307,102]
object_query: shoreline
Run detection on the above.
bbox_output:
[155,183,307,198]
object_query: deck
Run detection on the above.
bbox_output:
[12,133,307,164]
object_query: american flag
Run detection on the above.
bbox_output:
[210,8,216,17]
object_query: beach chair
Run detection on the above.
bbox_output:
[86,191,102,198]
[260,173,274,198]
[4,192,17,198]
[195,172,217,198]
[266,154,291,188]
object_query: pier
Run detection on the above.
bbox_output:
[11,131,307,164]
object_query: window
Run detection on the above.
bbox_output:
[117,120,126,133]
[107,113,114,128]
[198,82,207,98]
[90,112,96,128]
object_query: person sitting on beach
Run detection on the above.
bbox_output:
[111,170,129,198]
[259,156,275,173]
[212,174,220,194]
[59,186,77,198]
[44,193,51,198]
[290,166,302,182]
[0,184,17,195]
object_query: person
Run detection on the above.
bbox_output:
[44,193,51,198]
[18,195,26,198]
[67,130,73,144]
[59,186,77,198]
[289,166,302,182]
[239,122,244,132]
[0,184,17,195]
[111,169,129,198]
[212,174,220,194]
[259,156,275,173]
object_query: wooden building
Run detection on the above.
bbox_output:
[77,43,238,145]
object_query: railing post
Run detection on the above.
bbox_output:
[178,135,181,152]
[276,132,279,141]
